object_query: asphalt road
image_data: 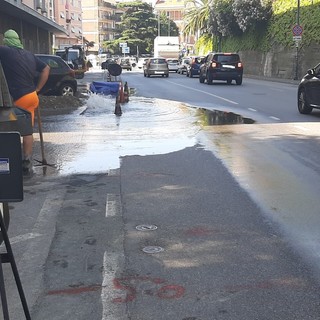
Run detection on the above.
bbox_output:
[1,67,320,319]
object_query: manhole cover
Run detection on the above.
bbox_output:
[142,246,164,254]
[136,224,158,231]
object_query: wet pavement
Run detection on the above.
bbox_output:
[3,69,320,319]
[33,94,200,176]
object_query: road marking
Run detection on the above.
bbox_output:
[106,194,120,217]
[248,108,257,112]
[10,232,42,244]
[101,252,126,320]
[269,116,280,121]
[167,80,239,105]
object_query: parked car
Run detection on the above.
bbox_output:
[186,56,204,78]
[177,58,191,74]
[199,52,243,85]
[119,58,132,71]
[298,63,320,114]
[167,58,179,72]
[137,58,149,69]
[143,58,169,77]
[35,54,77,96]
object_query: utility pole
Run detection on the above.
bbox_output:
[294,0,300,80]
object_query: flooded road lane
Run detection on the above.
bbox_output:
[34,95,200,176]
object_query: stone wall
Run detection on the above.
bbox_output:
[240,44,320,80]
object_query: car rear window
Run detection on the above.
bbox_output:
[214,54,240,63]
[150,59,166,64]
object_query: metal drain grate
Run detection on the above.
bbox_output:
[142,246,164,254]
[136,224,158,231]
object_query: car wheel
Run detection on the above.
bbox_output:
[147,73,150,77]
[144,71,146,77]
[59,83,75,96]
[236,77,242,85]
[190,72,193,78]
[166,74,169,78]
[199,73,205,83]
[227,79,232,84]
[206,72,212,85]
[298,88,313,114]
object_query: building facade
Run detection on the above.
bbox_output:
[53,0,83,49]
[0,0,66,53]
[82,0,119,54]
[154,0,195,53]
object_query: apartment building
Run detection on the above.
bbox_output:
[154,0,195,52]
[53,0,83,49]
[82,0,119,54]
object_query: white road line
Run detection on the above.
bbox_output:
[248,108,257,112]
[269,116,280,121]
[106,194,120,217]
[10,232,42,244]
[167,80,239,105]
[101,252,126,320]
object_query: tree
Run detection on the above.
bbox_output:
[104,1,157,55]
[103,1,178,55]
[232,0,272,32]
[183,0,211,36]
[157,12,179,37]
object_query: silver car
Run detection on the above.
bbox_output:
[143,58,169,77]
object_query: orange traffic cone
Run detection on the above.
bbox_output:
[114,94,122,116]
[123,81,129,103]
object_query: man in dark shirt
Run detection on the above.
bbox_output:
[0,29,50,176]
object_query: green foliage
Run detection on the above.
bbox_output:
[194,34,213,55]
[103,1,159,55]
[197,0,320,53]
[268,0,320,48]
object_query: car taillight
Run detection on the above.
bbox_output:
[211,62,217,68]
[237,62,243,68]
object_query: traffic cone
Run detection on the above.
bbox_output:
[123,81,129,103]
[119,81,125,103]
[114,94,122,116]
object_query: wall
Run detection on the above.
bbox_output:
[240,44,320,80]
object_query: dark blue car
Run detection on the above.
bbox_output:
[186,56,204,78]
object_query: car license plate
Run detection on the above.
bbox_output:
[155,71,164,74]
[222,64,235,69]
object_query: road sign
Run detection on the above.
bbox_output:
[119,42,127,47]
[292,24,303,36]
[293,35,302,41]
[122,47,130,53]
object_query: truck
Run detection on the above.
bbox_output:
[153,36,180,59]
[55,45,88,79]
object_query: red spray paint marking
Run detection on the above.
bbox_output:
[47,284,101,296]
[112,276,185,303]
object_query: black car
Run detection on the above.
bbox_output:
[199,52,243,85]
[186,56,204,78]
[297,63,320,114]
[35,54,77,96]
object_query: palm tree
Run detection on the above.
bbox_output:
[183,0,212,36]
